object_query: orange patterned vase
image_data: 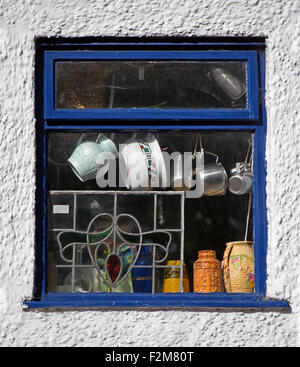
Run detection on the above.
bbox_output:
[223,241,254,293]
[193,250,222,293]
[162,260,190,293]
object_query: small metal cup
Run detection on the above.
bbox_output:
[229,162,253,195]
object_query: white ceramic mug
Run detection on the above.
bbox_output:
[119,134,167,190]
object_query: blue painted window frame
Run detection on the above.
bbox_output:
[44,50,259,121]
[25,43,289,309]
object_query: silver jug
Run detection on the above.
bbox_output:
[229,162,253,195]
[196,152,228,196]
[170,153,194,191]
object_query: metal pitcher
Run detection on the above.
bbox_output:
[170,153,195,191]
[196,151,228,196]
[229,162,253,195]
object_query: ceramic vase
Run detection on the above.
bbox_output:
[193,250,222,293]
[223,241,254,293]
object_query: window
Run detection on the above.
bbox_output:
[26,38,288,309]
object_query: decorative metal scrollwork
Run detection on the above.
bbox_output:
[57,212,172,290]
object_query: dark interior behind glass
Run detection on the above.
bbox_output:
[56,61,247,110]
[47,131,253,292]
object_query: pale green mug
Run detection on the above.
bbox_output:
[68,134,118,182]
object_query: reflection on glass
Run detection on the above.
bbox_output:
[55,61,247,109]
[47,132,254,293]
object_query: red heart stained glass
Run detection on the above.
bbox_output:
[106,254,121,283]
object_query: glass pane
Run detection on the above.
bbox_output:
[47,131,254,293]
[48,194,74,230]
[76,194,114,231]
[117,194,154,233]
[156,194,182,230]
[55,61,247,109]
[48,231,74,266]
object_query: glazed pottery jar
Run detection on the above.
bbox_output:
[193,250,222,293]
[223,241,254,293]
[162,260,190,293]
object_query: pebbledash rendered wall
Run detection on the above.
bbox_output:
[0,0,299,347]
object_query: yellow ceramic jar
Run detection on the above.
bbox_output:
[162,260,190,293]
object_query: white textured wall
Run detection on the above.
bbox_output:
[0,0,299,347]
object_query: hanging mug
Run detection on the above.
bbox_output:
[119,133,167,190]
[229,162,253,195]
[68,133,118,182]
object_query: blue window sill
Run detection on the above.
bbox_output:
[24,292,289,310]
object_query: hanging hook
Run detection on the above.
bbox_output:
[244,136,253,164]
[96,133,102,143]
[244,192,252,241]
[193,134,203,159]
